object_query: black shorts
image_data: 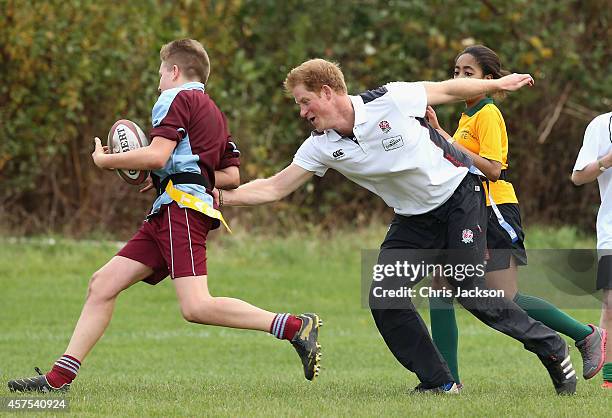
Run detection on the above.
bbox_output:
[485,203,528,273]
[379,173,487,284]
[596,255,612,290]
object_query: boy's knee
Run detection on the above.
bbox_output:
[180,307,198,323]
[601,290,612,319]
[87,270,119,301]
[180,298,214,323]
[603,304,612,320]
[603,290,612,307]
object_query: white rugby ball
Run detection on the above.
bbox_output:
[107,119,150,185]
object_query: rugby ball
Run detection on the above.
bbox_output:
[107,119,150,185]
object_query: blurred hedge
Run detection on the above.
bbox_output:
[1,0,610,237]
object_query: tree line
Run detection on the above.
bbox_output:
[1,0,610,237]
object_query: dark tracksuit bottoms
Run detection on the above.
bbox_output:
[369,173,565,387]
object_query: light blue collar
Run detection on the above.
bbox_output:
[181,81,206,92]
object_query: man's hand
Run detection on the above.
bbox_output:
[92,137,112,170]
[212,187,220,207]
[139,177,154,193]
[497,73,534,91]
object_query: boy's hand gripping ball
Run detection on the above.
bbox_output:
[107,119,150,185]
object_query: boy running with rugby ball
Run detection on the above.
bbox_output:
[8,39,321,393]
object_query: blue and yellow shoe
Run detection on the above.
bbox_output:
[291,313,322,381]
[8,367,69,393]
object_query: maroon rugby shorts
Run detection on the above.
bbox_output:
[117,202,213,285]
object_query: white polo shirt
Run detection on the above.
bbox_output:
[292,82,470,216]
[573,112,612,250]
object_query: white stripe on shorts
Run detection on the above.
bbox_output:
[184,209,195,276]
[168,206,174,278]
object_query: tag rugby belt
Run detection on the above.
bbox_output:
[151,172,232,233]
[153,172,210,196]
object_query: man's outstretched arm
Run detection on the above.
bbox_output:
[220,163,314,206]
[423,73,534,106]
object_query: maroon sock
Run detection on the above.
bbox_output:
[46,355,81,388]
[269,314,303,340]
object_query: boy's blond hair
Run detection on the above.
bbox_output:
[160,39,210,84]
[284,59,347,95]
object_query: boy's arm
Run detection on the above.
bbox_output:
[220,164,314,206]
[571,155,612,185]
[571,115,610,186]
[215,166,240,189]
[92,136,176,170]
[215,136,241,189]
[423,73,534,106]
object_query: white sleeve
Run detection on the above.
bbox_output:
[573,115,608,171]
[385,82,427,119]
[292,137,329,177]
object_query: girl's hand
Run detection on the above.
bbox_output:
[426,106,441,130]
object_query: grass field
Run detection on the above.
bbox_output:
[0,226,609,417]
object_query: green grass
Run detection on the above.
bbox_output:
[0,226,609,417]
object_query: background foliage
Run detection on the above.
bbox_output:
[1,0,610,237]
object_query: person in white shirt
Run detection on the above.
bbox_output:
[217,58,576,394]
[572,111,612,389]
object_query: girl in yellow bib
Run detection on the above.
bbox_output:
[427,45,606,388]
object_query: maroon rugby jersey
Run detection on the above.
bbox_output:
[149,82,239,190]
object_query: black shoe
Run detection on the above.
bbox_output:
[540,342,577,395]
[291,313,322,381]
[412,382,459,394]
[8,367,69,393]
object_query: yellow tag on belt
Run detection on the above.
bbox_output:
[165,180,232,233]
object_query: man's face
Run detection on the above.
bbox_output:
[158,62,176,93]
[292,84,331,131]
